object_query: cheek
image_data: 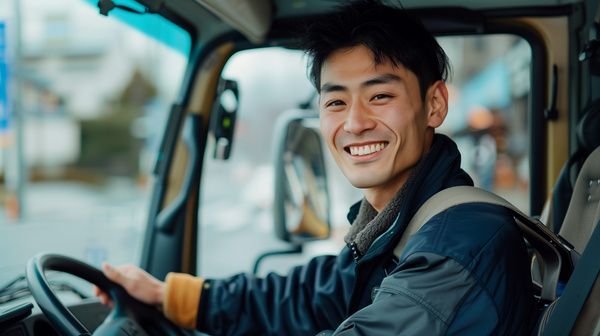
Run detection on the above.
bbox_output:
[381,104,425,130]
[376,110,425,152]
[320,114,342,146]
[376,108,410,135]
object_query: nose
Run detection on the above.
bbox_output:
[343,101,376,134]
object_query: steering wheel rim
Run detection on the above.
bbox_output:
[26,253,186,336]
[27,254,91,334]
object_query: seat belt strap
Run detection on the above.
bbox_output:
[542,219,600,336]
[393,186,575,302]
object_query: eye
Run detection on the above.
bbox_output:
[325,100,345,108]
[371,94,392,101]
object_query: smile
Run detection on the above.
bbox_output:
[345,142,388,156]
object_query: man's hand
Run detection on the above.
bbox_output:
[93,263,165,307]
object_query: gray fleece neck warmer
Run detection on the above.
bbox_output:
[344,159,423,258]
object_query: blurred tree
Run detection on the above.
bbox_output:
[77,68,156,180]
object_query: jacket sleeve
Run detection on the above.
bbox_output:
[163,272,204,329]
[196,252,355,336]
[331,252,498,336]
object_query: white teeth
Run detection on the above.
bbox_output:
[348,142,386,156]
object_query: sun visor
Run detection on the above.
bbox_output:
[195,0,271,44]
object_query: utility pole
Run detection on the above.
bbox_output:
[5,0,25,220]
[14,0,25,219]
[0,17,8,218]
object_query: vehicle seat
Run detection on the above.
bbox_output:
[536,223,600,336]
[534,139,600,284]
[535,146,600,335]
[544,99,600,233]
[558,145,600,253]
[534,101,600,293]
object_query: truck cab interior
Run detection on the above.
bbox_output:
[0,0,599,335]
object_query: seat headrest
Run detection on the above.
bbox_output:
[577,99,600,151]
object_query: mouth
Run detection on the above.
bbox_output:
[344,141,388,157]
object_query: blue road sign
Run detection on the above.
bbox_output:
[0,21,9,133]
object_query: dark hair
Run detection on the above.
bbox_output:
[302,0,450,100]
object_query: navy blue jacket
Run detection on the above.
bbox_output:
[197,134,535,335]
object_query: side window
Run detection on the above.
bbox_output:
[199,48,357,277]
[438,35,531,212]
[199,35,532,277]
[0,1,188,284]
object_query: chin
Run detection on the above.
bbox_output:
[345,174,385,189]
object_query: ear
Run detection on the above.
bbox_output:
[425,81,448,128]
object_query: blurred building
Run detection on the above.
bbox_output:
[0,0,187,182]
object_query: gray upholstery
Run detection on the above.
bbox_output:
[535,146,600,335]
[541,100,600,232]
[559,146,600,253]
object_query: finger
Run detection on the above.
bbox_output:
[93,286,106,299]
[99,292,111,305]
[93,286,109,301]
[102,262,127,286]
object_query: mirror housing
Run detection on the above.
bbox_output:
[210,78,239,160]
[273,110,330,244]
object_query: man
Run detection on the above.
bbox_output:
[96,1,535,334]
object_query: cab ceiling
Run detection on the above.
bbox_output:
[163,0,582,46]
[275,0,580,18]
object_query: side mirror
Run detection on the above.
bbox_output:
[273,110,330,244]
[210,78,239,160]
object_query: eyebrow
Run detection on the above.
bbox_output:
[362,73,402,87]
[320,73,403,94]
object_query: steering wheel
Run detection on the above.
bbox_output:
[26,253,190,336]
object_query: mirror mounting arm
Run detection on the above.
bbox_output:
[252,245,303,275]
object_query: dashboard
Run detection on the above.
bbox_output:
[0,299,109,335]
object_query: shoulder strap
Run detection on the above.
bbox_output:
[394,186,525,254]
[394,186,577,302]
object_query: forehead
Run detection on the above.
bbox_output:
[320,45,414,89]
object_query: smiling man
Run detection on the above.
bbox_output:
[97,1,536,335]
[319,45,446,212]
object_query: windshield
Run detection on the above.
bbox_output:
[200,34,532,277]
[0,0,190,288]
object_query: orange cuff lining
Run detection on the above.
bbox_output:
[163,272,204,329]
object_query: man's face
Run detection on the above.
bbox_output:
[319,45,445,205]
